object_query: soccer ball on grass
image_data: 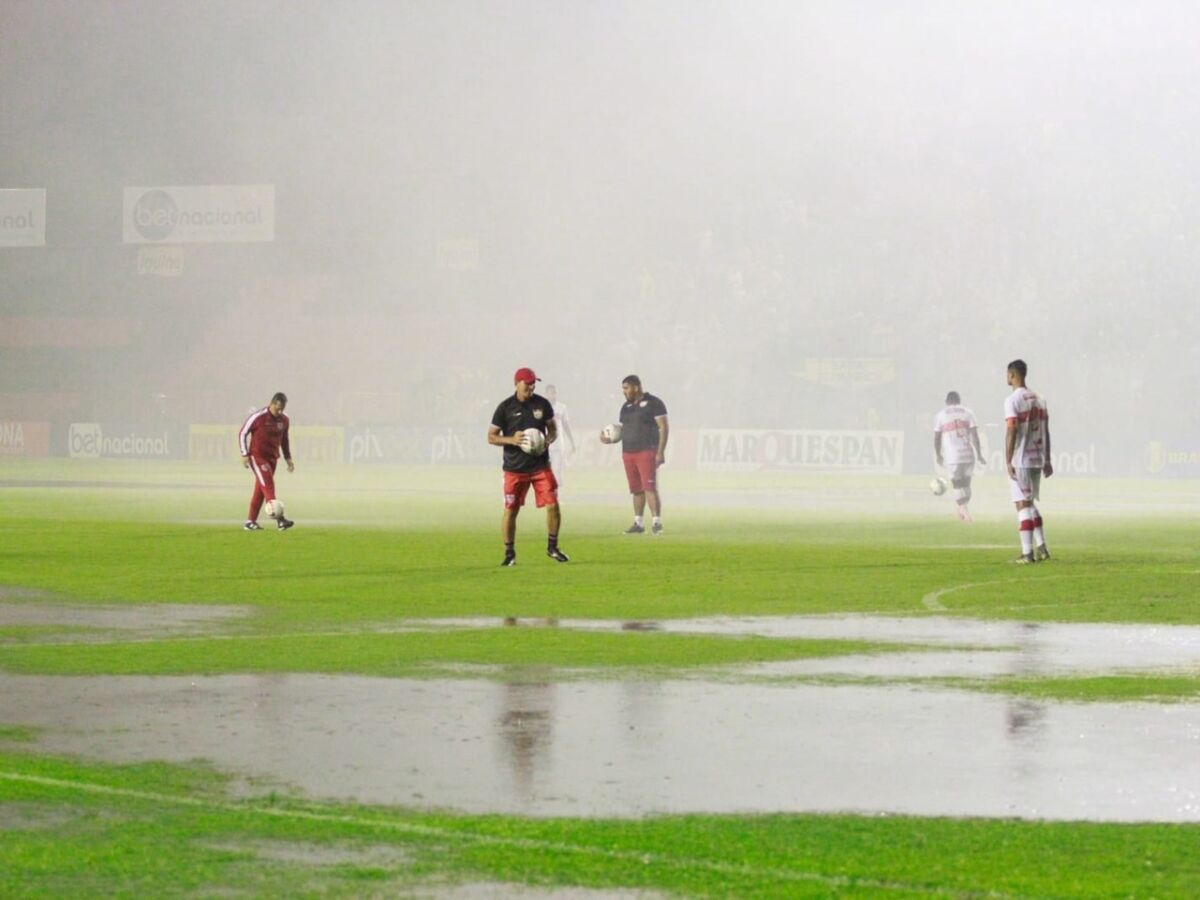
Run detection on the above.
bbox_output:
[265,498,286,519]
[929,477,947,496]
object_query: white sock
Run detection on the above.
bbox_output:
[634,516,644,526]
[1031,506,1046,548]
[652,516,662,526]
[1018,508,1034,555]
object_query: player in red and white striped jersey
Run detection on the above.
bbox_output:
[238,392,294,531]
[933,391,985,522]
[1004,360,1052,564]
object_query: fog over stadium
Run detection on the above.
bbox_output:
[3,0,1199,477]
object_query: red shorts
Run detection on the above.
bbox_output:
[503,468,559,510]
[622,450,658,494]
[249,456,278,501]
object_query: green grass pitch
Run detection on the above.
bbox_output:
[1,459,1198,897]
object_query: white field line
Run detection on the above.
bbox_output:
[921,575,1102,612]
[0,772,1025,899]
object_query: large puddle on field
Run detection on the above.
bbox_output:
[3,672,1198,822]
[422,615,1200,679]
[0,601,251,640]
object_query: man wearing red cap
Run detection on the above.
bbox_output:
[487,367,569,566]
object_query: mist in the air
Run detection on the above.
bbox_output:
[3,0,1199,476]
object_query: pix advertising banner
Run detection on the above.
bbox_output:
[697,429,905,474]
[0,421,50,457]
[67,423,186,459]
[0,189,46,247]
[189,425,344,463]
[345,426,494,465]
[123,185,275,244]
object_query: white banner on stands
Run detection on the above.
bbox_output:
[123,184,274,244]
[0,189,46,246]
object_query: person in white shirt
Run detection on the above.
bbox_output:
[933,391,985,522]
[544,384,575,487]
[1004,359,1053,564]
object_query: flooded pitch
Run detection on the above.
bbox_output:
[3,669,1198,822]
[424,614,1200,680]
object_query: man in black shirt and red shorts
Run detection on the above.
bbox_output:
[488,367,569,567]
[600,374,669,535]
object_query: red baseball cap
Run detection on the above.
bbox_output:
[513,367,539,385]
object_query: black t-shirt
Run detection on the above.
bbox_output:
[491,393,555,473]
[618,393,668,452]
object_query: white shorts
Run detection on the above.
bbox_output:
[1009,467,1041,504]
[948,461,975,484]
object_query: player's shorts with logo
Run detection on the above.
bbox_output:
[622,450,658,494]
[1009,467,1041,503]
[503,467,559,510]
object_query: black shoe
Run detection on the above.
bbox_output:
[276,517,294,531]
[546,547,570,563]
[501,552,517,567]
[243,521,263,531]
[624,523,645,534]
[651,521,663,536]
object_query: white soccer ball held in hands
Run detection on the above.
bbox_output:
[520,427,547,455]
[601,423,622,443]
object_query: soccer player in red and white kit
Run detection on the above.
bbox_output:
[1004,360,1052,564]
[239,392,295,531]
[933,391,985,522]
[488,368,568,567]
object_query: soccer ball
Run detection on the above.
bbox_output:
[520,427,546,455]
[602,423,622,443]
[929,477,947,496]
[265,498,285,519]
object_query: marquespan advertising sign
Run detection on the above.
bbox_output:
[0,189,46,247]
[67,423,186,459]
[123,185,275,244]
[0,421,50,457]
[189,425,344,463]
[697,429,905,473]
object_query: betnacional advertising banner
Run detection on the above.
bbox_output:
[0,189,46,247]
[67,423,186,459]
[123,185,275,244]
[697,429,905,474]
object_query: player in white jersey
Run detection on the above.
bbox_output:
[544,384,576,487]
[1004,359,1053,564]
[933,391,985,522]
